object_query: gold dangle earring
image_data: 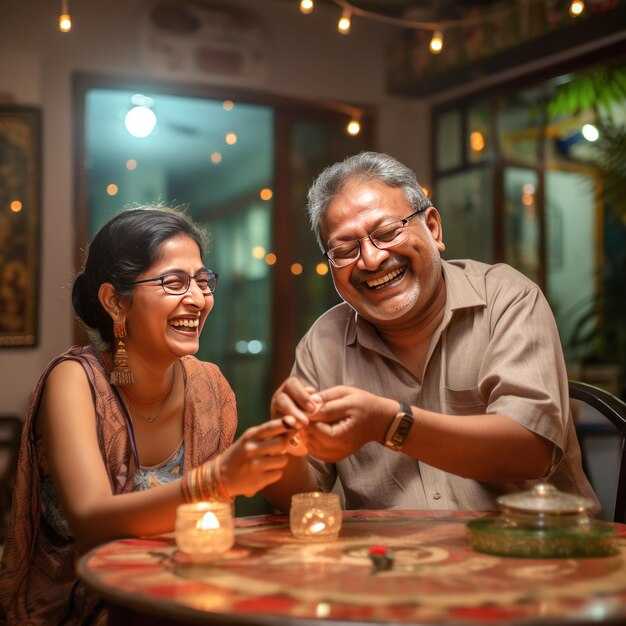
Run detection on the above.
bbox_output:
[111,309,134,385]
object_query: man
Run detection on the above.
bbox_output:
[263,151,597,514]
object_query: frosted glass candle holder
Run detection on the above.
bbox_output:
[290,492,342,541]
[175,501,234,563]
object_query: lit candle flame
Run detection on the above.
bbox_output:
[309,521,327,533]
[196,511,220,530]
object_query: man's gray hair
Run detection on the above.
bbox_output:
[306,151,433,251]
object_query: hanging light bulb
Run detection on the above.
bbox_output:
[569,1,585,16]
[299,0,314,14]
[59,0,71,32]
[346,119,361,136]
[429,30,443,54]
[338,8,351,34]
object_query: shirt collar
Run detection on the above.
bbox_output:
[346,259,486,349]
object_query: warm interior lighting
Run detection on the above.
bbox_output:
[265,253,277,265]
[196,511,220,530]
[316,263,329,276]
[252,246,266,259]
[106,184,119,196]
[222,100,234,111]
[346,120,361,136]
[291,263,303,275]
[260,188,273,201]
[421,186,430,198]
[59,0,71,32]
[569,0,584,16]
[126,159,137,171]
[300,0,314,14]
[338,8,351,34]
[470,131,485,152]
[59,13,71,32]
[210,152,222,164]
[430,30,443,54]
[225,132,237,145]
[10,200,22,213]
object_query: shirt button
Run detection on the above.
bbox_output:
[433,492,442,500]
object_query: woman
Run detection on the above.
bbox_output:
[0,206,299,625]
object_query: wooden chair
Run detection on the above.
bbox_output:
[570,381,626,523]
[0,415,22,539]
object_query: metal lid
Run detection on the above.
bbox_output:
[497,482,594,515]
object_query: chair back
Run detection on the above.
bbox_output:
[0,415,23,538]
[569,381,626,523]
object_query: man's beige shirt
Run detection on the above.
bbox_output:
[293,259,599,512]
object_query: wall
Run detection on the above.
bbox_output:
[0,0,429,415]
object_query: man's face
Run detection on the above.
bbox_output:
[322,180,445,328]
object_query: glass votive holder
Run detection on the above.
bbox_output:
[290,492,342,541]
[175,501,234,563]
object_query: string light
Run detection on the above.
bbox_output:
[569,1,585,17]
[307,1,586,55]
[346,119,361,136]
[338,8,351,34]
[59,0,71,32]
[300,0,314,15]
[429,30,443,54]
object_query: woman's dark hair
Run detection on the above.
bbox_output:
[72,205,208,347]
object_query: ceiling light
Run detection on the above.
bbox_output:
[124,106,157,138]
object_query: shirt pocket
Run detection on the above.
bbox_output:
[440,386,486,415]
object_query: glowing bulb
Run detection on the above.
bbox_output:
[222,100,234,111]
[470,131,485,152]
[316,263,329,276]
[59,0,71,32]
[59,13,71,32]
[125,106,157,138]
[126,159,137,170]
[291,263,303,275]
[211,152,222,164]
[300,0,314,14]
[430,31,443,54]
[107,184,118,196]
[260,188,273,201]
[265,253,277,265]
[252,246,266,259]
[421,187,430,198]
[10,200,22,212]
[346,120,361,136]
[569,0,584,16]
[582,124,599,142]
[225,132,237,145]
[338,9,351,34]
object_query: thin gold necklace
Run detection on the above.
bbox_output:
[123,366,176,424]
[123,367,176,405]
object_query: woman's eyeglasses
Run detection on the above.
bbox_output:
[132,270,218,295]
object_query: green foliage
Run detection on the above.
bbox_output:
[548,66,626,118]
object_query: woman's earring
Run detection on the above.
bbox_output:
[111,312,134,385]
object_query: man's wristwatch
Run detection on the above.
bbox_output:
[384,401,414,451]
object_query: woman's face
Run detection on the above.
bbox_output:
[123,234,213,366]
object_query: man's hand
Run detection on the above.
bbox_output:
[305,386,398,462]
[270,377,323,456]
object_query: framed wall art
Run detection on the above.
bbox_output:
[0,104,41,347]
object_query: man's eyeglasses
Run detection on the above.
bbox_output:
[324,209,424,268]
[132,270,218,295]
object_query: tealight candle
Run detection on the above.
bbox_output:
[175,501,234,563]
[290,492,342,541]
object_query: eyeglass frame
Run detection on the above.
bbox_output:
[323,209,425,268]
[131,270,218,295]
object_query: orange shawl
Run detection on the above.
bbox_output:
[0,345,237,625]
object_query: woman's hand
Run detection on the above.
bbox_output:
[218,419,292,497]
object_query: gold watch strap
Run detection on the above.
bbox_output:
[384,401,414,451]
